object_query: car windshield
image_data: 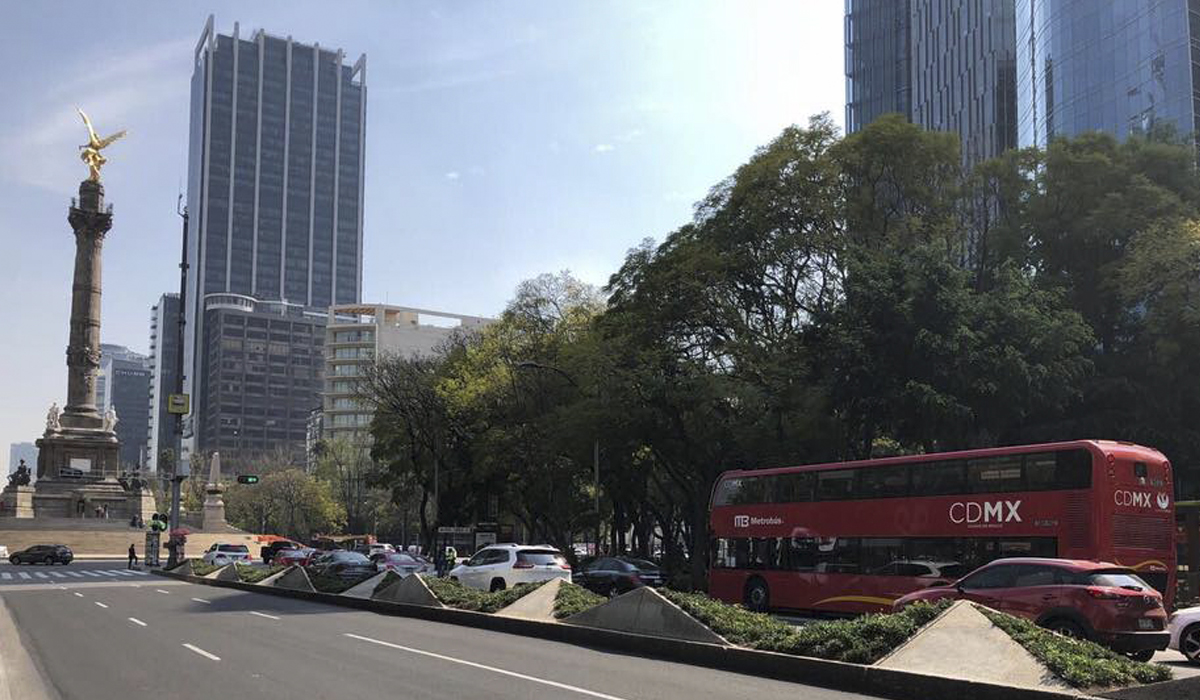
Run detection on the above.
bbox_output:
[624,558,659,572]
[333,552,371,564]
[1088,571,1150,590]
[385,554,416,563]
[218,545,249,553]
[517,550,566,566]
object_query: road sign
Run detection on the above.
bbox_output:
[237,475,260,484]
[167,393,190,415]
[437,526,472,534]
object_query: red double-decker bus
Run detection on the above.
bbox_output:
[708,441,1176,614]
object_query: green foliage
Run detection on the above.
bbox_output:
[188,561,220,577]
[309,570,374,594]
[660,589,950,664]
[224,468,346,541]
[976,606,1171,688]
[424,576,545,613]
[236,564,285,583]
[553,582,606,619]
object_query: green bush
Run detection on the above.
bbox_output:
[976,606,1171,688]
[424,576,544,613]
[237,564,285,583]
[660,590,949,664]
[309,570,374,594]
[189,561,220,577]
[553,582,606,619]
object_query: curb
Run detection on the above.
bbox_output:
[155,569,1107,700]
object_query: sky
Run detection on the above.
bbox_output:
[0,1,845,469]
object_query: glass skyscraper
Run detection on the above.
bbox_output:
[183,16,366,463]
[1017,0,1200,149]
[845,1,1018,167]
[845,0,912,134]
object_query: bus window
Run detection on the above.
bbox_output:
[859,465,910,498]
[815,469,856,500]
[910,460,965,495]
[714,476,769,505]
[1025,450,1092,490]
[775,471,814,503]
[967,455,1024,493]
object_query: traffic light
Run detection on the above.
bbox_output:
[237,474,260,484]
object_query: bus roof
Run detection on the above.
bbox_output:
[716,440,1165,480]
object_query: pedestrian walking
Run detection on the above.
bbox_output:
[127,543,139,569]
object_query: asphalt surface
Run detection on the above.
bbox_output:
[0,576,885,700]
[0,559,152,587]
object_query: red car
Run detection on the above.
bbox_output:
[893,558,1169,661]
[273,547,319,567]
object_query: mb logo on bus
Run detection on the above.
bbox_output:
[949,500,1022,525]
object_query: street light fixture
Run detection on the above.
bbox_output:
[513,360,602,556]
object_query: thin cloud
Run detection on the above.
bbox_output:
[445,171,461,180]
[593,143,615,153]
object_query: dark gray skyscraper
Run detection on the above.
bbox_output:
[844,0,912,134]
[1017,0,1200,149]
[845,1,1018,166]
[146,294,181,473]
[184,16,366,462]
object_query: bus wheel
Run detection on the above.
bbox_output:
[744,577,770,612]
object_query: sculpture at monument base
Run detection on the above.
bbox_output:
[201,452,228,530]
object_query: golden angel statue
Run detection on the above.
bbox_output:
[77,108,126,183]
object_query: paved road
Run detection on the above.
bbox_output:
[0,577,884,700]
[0,559,153,587]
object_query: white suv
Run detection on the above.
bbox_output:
[449,544,571,591]
[202,543,252,566]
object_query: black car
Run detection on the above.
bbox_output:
[10,544,73,565]
[308,550,375,580]
[576,556,663,596]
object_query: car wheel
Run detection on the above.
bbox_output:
[1182,624,1200,665]
[490,578,507,592]
[1127,649,1155,663]
[41,556,53,566]
[9,556,19,565]
[1044,619,1087,640]
[744,577,770,613]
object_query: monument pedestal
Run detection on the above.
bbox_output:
[1,485,35,518]
[126,487,156,522]
[34,425,124,518]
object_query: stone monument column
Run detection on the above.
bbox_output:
[61,180,111,430]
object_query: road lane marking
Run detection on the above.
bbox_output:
[1,573,10,580]
[73,592,84,597]
[182,643,220,661]
[343,633,629,700]
[94,602,108,609]
[51,572,66,578]
[155,589,171,594]
[191,598,211,605]
[17,573,30,580]
[130,570,149,576]
[128,617,147,627]
[34,573,49,579]
[66,572,84,578]
[82,571,101,577]
[249,611,280,620]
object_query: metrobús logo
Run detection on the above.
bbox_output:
[949,500,1021,528]
[1114,490,1171,511]
[733,515,782,528]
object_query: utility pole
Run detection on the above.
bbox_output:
[166,194,190,566]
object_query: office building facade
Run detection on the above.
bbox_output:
[146,294,182,473]
[1017,0,1200,149]
[845,0,912,134]
[321,305,491,443]
[96,345,151,469]
[198,294,326,467]
[846,1,1018,165]
[184,17,366,458]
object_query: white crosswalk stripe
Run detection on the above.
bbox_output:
[112,570,135,576]
[81,571,102,577]
[66,572,84,578]
[18,573,30,579]
[51,572,66,578]
[129,570,149,576]
[1,573,10,580]
[34,573,49,579]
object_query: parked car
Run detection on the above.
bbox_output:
[201,543,252,566]
[9,544,73,565]
[870,560,967,584]
[575,556,664,597]
[274,547,319,567]
[1168,605,1200,664]
[371,552,427,577]
[309,550,375,581]
[449,544,571,592]
[893,558,1168,661]
[259,540,302,565]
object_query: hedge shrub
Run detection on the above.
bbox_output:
[424,576,544,613]
[976,606,1171,688]
[189,561,220,577]
[309,570,373,594]
[237,564,285,583]
[553,582,606,619]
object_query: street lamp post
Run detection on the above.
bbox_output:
[514,361,602,556]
